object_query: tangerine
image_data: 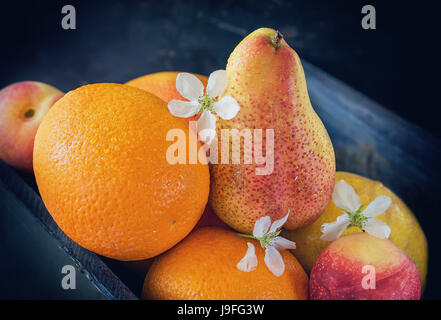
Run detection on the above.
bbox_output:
[126,71,208,102]
[143,227,308,300]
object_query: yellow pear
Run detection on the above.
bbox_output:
[210,28,336,233]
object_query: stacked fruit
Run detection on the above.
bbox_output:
[0,28,426,300]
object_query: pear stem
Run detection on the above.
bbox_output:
[272,30,283,48]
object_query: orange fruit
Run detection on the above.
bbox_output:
[33,83,209,261]
[143,227,309,300]
[125,71,208,102]
[122,206,230,279]
[126,72,208,122]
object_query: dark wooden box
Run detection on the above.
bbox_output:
[1,61,440,299]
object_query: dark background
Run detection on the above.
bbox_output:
[1,0,440,300]
[1,0,440,138]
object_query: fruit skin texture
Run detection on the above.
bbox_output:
[125,71,208,102]
[283,171,428,288]
[210,28,335,234]
[121,204,230,278]
[0,81,63,171]
[33,83,209,261]
[143,227,308,300]
[310,233,421,300]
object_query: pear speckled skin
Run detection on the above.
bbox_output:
[209,28,336,233]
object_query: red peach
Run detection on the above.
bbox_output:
[310,233,421,300]
[0,81,63,171]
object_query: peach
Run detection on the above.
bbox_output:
[310,233,421,300]
[0,81,63,171]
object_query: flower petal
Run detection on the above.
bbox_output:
[320,214,351,241]
[168,100,200,118]
[176,72,204,101]
[271,236,296,250]
[213,96,240,120]
[362,218,391,239]
[197,110,217,144]
[206,70,228,98]
[253,216,271,238]
[332,180,361,213]
[237,242,258,272]
[264,246,285,277]
[269,210,290,234]
[361,196,392,218]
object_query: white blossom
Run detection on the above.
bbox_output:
[237,242,258,272]
[168,70,240,144]
[320,180,392,241]
[237,211,296,277]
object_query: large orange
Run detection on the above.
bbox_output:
[125,71,208,102]
[33,83,209,261]
[143,227,309,300]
